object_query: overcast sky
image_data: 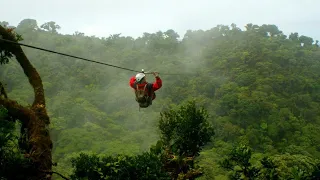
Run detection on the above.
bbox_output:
[1,0,320,40]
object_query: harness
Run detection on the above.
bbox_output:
[134,82,154,109]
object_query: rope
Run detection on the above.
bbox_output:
[0,38,192,76]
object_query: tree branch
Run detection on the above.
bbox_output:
[0,25,47,109]
[0,81,8,99]
[41,170,70,180]
[0,25,53,179]
[0,96,32,122]
[184,169,203,179]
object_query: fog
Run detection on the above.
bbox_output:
[2,0,320,40]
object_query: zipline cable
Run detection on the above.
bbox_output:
[0,38,140,72]
[0,38,194,76]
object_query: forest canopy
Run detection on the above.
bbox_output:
[0,19,320,179]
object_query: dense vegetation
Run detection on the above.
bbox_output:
[1,19,320,179]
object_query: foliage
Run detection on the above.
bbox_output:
[69,100,213,180]
[0,26,23,65]
[0,107,36,180]
[158,100,215,157]
[70,152,170,180]
[152,100,215,179]
[220,144,320,180]
[220,144,263,179]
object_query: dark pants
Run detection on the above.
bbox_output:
[148,93,155,105]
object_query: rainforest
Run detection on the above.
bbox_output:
[0,19,320,180]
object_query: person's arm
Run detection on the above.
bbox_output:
[152,72,162,91]
[129,76,136,89]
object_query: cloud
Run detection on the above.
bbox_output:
[1,0,320,40]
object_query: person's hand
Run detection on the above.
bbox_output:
[153,72,159,77]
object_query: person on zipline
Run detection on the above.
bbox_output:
[129,71,162,108]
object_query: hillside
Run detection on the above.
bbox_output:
[1,19,320,179]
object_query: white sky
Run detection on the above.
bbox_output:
[1,0,320,40]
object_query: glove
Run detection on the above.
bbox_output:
[153,72,159,77]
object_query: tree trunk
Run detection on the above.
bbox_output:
[0,25,53,179]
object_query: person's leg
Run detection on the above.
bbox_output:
[148,96,152,105]
[149,92,156,105]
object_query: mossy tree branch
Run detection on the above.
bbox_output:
[0,25,53,180]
